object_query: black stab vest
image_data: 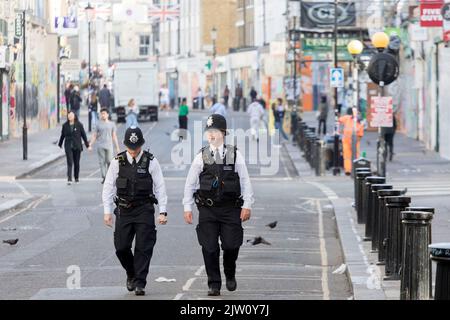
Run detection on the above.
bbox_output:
[197,144,241,203]
[115,151,154,203]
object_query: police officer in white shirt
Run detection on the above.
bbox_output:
[183,114,254,296]
[102,126,168,296]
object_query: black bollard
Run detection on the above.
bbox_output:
[355,170,372,224]
[384,196,411,280]
[352,157,371,179]
[429,243,450,300]
[363,177,386,241]
[400,211,433,300]
[406,206,435,298]
[370,184,392,252]
[376,189,404,265]
[315,140,326,176]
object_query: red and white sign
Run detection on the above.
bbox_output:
[370,97,393,128]
[420,0,444,27]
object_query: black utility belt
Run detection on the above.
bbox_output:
[114,197,157,209]
[195,196,244,208]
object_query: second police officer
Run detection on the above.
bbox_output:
[102,126,168,296]
[183,114,254,296]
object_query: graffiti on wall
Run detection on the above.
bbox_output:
[11,60,57,137]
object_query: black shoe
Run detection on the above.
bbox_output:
[135,287,145,296]
[226,277,237,291]
[207,286,220,296]
[126,277,136,292]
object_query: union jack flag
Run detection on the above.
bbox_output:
[148,3,180,23]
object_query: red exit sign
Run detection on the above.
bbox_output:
[420,0,444,27]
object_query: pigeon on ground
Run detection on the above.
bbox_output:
[247,236,271,245]
[3,239,19,245]
[266,221,277,229]
[400,187,408,195]
[1,227,16,232]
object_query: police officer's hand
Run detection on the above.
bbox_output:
[184,211,193,224]
[104,213,113,227]
[158,213,168,225]
[240,208,251,222]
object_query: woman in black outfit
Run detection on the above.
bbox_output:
[58,111,90,185]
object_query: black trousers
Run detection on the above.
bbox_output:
[65,148,81,181]
[196,205,243,290]
[114,204,156,288]
[318,119,327,135]
[384,133,394,159]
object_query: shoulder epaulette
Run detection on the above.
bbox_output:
[115,151,127,165]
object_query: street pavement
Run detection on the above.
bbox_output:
[293,111,450,300]
[0,107,352,300]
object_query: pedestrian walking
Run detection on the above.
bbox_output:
[383,113,397,161]
[58,111,90,185]
[272,98,289,141]
[160,85,170,111]
[126,99,139,128]
[64,83,73,110]
[102,126,168,296]
[234,84,243,111]
[99,84,112,113]
[178,98,189,141]
[89,91,99,129]
[197,87,205,110]
[317,95,329,135]
[183,114,254,296]
[247,98,265,141]
[223,85,230,108]
[89,108,120,184]
[69,86,82,119]
[210,97,227,118]
[339,108,364,175]
[249,86,257,102]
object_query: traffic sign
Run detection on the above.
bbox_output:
[15,13,23,37]
[370,96,393,127]
[330,68,344,88]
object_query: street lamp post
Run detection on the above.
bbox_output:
[371,32,390,177]
[15,8,32,160]
[211,27,217,101]
[347,40,364,169]
[22,10,27,160]
[85,3,95,132]
[332,0,340,175]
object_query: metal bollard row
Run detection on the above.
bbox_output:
[352,174,442,300]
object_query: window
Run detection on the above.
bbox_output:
[139,35,151,56]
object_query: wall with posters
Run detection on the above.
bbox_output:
[10,33,58,137]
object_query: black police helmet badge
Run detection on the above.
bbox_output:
[124,126,145,150]
[205,114,227,135]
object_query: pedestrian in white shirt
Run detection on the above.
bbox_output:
[183,114,254,297]
[102,126,168,296]
[247,98,266,141]
[210,97,227,117]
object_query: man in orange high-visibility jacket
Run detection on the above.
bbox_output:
[339,108,364,175]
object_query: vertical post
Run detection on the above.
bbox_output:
[351,56,358,165]
[377,84,386,177]
[22,10,27,160]
[57,61,60,124]
[262,0,267,45]
[213,39,216,101]
[88,20,91,132]
[332,0,340,175]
